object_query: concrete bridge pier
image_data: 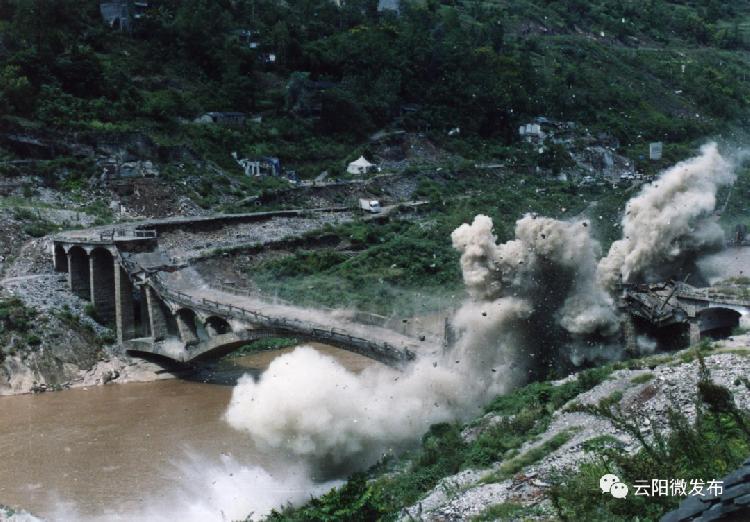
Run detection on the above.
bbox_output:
[53,244,68,273]
[622,315,639,355]
[175,309,200,346]
[67,246,90,299]
[689,320,701,346]
[90,248,116,325]
[115,264,136,343]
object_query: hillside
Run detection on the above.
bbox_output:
[2,0,750,315]
[3,0,750,172]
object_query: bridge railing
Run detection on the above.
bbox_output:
[133,229,158,238]
[149,275,415,362]
[215,282,391,328]
[98,228,158,241]
[676,289,750,306]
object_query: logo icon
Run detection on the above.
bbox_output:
[600,474,629,499]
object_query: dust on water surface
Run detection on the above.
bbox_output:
[0,343,373,519]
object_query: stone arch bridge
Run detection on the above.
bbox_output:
[52,226,428,367]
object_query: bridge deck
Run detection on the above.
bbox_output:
[147,271,434,365]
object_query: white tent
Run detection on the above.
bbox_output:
[347,156,375,175]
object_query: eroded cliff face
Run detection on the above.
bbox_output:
[0,309,104,395]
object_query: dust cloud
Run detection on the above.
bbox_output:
[49,454,334,522]
[598,142,736,290]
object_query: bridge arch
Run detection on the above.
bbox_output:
[697,307,741,339]
[54,244,68,273]
[175,308,202,345]
[205,316,232,336]
[67,246,90,299]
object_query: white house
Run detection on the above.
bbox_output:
[347,156,375,175]
[649,142,663,160]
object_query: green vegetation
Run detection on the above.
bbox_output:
[229,337,299,356]
[473,501,545,521]
[0,298,35,333]
[630,372,655,384]
[0,298,42,360]
[247,175,629,314]
[10,207,60,237]
[483,428,579,483]
[56,305,115,348]
[2,0,750,191]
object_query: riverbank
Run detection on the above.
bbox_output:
[0,352,179,396]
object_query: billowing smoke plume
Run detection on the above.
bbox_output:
[226,347,464,470]
[450,213,621,375]
[598,142,735,290]
[225,142,737,477]
[225,215,623,469]
[451,213,619,337]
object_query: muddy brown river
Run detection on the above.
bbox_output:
[0,345,372,520]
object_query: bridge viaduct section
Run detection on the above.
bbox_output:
[53,232,156,344]
[51,222,420,367]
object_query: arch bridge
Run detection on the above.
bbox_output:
[52,230,423,367]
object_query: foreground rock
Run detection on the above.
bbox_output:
[401,338,750,521]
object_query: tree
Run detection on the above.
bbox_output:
[0,65,34,114]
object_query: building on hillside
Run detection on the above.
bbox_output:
[194,112,247,126]
[232,153,281,177]
[347,156,376,175]
[378,0,400,14]
[231,29,260,49]
[100,1,148,31]
[649,142,663,160]
[99,158,159,181]
[519,123,543,141]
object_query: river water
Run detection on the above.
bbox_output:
[0,344,373,520]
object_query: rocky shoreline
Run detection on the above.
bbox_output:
[0,351,180,397]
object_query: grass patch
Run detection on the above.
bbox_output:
[472,501,545,521]
[484,428,579,484]
[630,372,655,384]
[228,337,299,357]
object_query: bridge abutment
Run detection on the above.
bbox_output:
[145,287,169,341]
